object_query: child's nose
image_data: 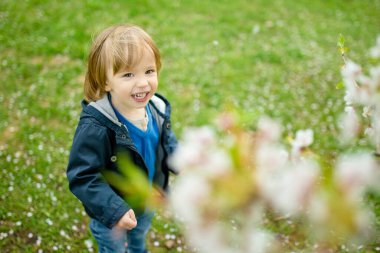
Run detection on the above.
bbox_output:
[136,76,149,87]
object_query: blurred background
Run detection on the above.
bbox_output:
[0,0,379,252]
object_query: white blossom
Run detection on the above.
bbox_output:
[335,153,379,200]
[291,129,313,158]
[257,117,282,143]
[170,173,210,222]
[170,126,231,176]
[362,106,372,118]
[339,110,360,142]
[344,91,354,106]
[369,35,380,58]
[247,230,276,253]
[256,144,288,173]
[258,159,319,215]
[341,60,362,82]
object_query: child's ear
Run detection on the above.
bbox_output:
[104,82,111,91]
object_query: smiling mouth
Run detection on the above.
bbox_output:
[132,92,150,101]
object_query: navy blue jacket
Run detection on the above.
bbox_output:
[67,93,177,228]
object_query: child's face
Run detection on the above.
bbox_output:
[105,46,158,114]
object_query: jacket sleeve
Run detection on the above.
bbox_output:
[164,119,179,175]
[66,122,130,228]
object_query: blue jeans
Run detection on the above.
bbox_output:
[90,212,154,253]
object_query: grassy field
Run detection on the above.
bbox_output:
[1,0,380,252]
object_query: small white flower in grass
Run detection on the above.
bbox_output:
[252,24,260,34]
[153,241,160,247]
[0,232,8,240]
[45,218,53,226]
[60,230,69,238]
[71,225,78,231]
[16,221,22,226]
[51,194,57,202]
[85,239,93,250]
[36,236,42,246]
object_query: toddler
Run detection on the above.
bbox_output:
[67,24,178,253]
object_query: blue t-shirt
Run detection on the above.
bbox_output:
[110,101,159,183]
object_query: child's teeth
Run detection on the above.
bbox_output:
[134,93,146,98]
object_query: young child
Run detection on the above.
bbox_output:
[67,24,178,253]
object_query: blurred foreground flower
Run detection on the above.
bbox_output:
[168,36,380,252]
[339,35,380,154]
[169,111,380,252]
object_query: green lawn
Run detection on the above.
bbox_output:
[1,0,379,252]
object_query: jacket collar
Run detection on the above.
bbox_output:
[82,93,171,130]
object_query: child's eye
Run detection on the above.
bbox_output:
[146,69,155,74]
[123,73,134,78]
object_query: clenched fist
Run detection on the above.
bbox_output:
[115,209,137,230]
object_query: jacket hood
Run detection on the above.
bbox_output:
[85,93,170,128]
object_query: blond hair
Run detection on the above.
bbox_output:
[84,24,161,102]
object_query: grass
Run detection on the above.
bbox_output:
[1,0,380,252]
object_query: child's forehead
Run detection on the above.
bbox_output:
[110,42,156,72]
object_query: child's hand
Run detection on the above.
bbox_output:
[115,209,137,230]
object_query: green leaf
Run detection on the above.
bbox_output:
[102,154,152,210]
[337,34,345,48]
[335,81,344,89]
